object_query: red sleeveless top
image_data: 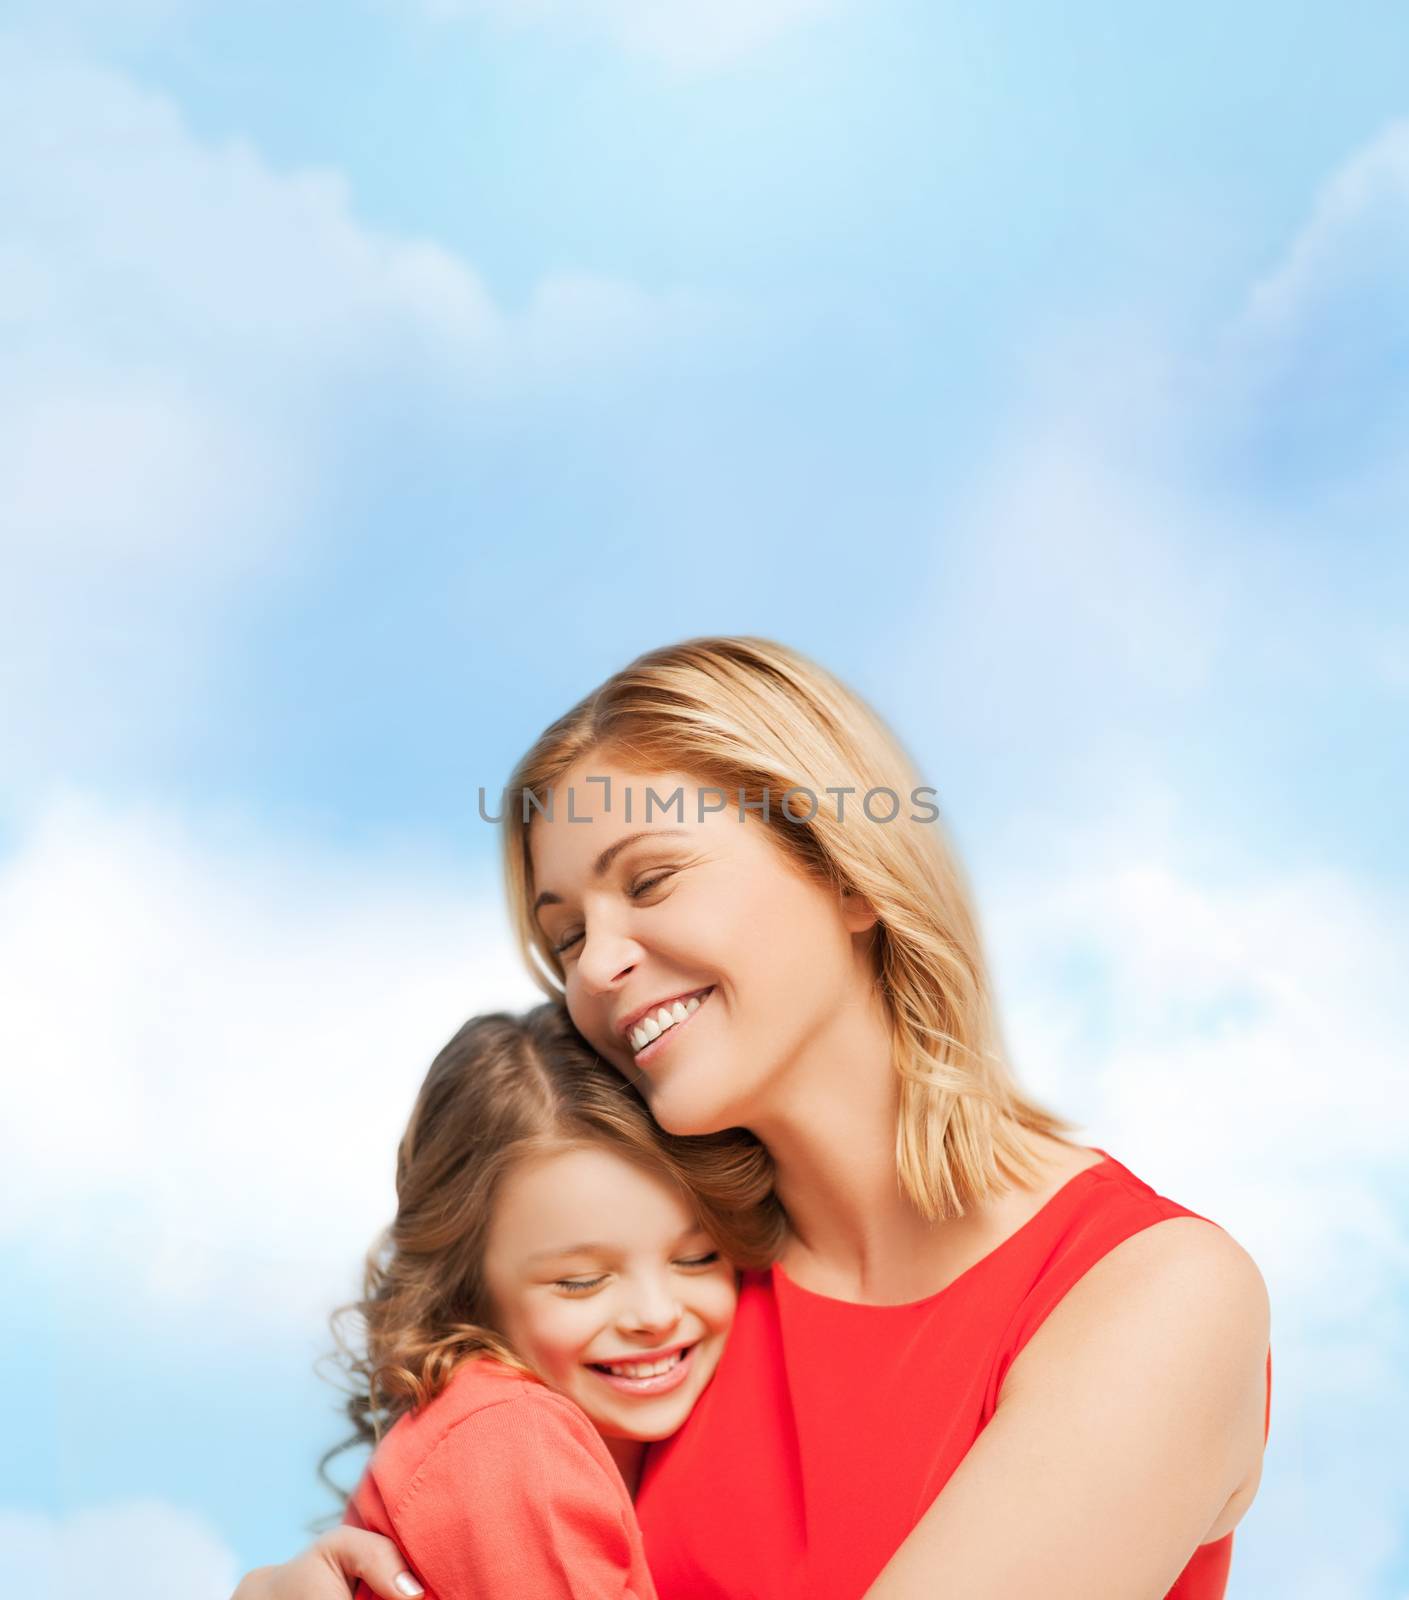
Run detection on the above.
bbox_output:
[635,1149,1272,1599]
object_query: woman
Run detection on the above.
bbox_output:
[236,636,1271,1599]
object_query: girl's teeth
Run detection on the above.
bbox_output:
[603,1352,683,1378]
[630,992,706,1053]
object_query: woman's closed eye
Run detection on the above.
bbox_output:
[552,871,674,955]
[629,871,673,899]
[675,1251,721,1270]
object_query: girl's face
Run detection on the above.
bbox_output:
[528,759,879,1135]
[481,1145,737,1443]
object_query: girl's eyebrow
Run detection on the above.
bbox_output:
[526,1241,613,1263]
[527,1227,709,1263]
[533,827,690,915]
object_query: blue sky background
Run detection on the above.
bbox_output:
[2,3,1407,1595]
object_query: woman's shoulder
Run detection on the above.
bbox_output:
[993,1145,1269,1402]
[1018,1147,1267,1351]
[1053,1195,1266,1322]
[1001,1158,1271,1511]
[1029,1145,1235,1261]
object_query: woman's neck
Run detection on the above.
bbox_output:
[749,980,1052,1305]
[747,981,936,1301]
[761,1099,947,1305]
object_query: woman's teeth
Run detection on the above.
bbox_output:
[630,990,708,1054]
[596,1351,685,1379]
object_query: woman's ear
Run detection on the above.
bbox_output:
[839,887,879,934]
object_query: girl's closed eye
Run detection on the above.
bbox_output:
[553,1250,718,1291]
[676,1251,721,1270]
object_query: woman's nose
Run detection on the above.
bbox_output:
[574,921,638,996]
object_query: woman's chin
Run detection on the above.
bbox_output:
[640,1079,741,1138]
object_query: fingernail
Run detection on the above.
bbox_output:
[393,1575,423,1597]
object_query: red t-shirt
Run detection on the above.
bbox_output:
[344,1357,657,1600]
[635,1149,1273,1598]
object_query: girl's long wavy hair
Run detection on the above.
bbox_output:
[322,1002,783,1499]
[502,635,1080,1224]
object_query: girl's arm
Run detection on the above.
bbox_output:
[863,1218,1272,1600]
[230,1395,657,1600]
[369,1396,657,1600]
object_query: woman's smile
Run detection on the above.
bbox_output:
[527,759,883,1137]
[623,987,714,1062]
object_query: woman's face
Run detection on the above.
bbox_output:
[527,759,879,1135]
[481,1145,738,1444]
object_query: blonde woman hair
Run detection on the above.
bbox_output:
[326,1002,783,1479]
[501,635,1078,1223]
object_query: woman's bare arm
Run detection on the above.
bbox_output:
[231,1528,423,1600]
[863,1217,1271,1600]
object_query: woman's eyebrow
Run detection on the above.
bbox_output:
[533,828,689,914]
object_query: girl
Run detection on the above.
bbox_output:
[327,1001,782,1599]
[238,635,1271,1599]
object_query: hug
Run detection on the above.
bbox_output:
[235,634,1272,1600]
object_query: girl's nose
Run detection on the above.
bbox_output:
[619,1277,684,1336]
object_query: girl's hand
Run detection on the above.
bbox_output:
[231,1529,424,1600]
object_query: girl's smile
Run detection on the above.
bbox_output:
[587,1339,698,1395]
[481,1144,738,1448]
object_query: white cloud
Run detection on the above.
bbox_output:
[0,1502,237,1600]
[984,833,1409,1597]
[409,0,839,70]
[1214,119,1409,487]
[0,358,293,565]
[886,120,1409,1595]
[931,280,1409,1584]
[0,38,717,388]
[1242,119,1409,334]
[8,799,1405,1592]
[927,412,1227,704]
[0,792,541,1331]
[893,116,1409,816]
[0,37,719,794]
[0,41,485,571]
[988,844,1409,1268]
[0,37,711,539]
